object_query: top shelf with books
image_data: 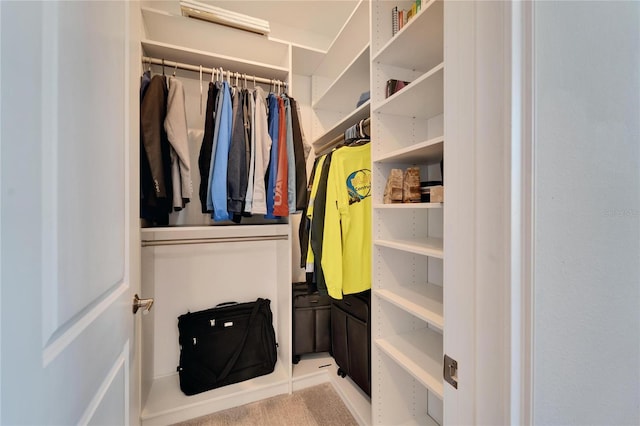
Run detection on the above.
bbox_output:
[372,0,443,73]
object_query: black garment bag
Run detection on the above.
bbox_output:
[177,298,277,395]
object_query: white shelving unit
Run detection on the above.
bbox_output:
[371,0,445,425]
[309,0,371,151]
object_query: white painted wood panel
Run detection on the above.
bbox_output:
[53,0,126,334]
[1,2,137,425]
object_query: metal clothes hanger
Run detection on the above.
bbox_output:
[162,59,165,76]
[199,65,203,115]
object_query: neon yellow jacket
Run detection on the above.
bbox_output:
[321,144,371,299]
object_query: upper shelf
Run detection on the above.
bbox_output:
[141,40,289,82]
[373,63,443,119]
[374,136,443,164]
[372,0,443,73]
[313,45,370,111]
[141,7,290,70]
[291,44,326,76]
[312,101,370,152]
[313,0,370,79]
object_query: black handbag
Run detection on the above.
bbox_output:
[177,298,277,395]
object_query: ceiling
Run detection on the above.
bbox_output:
[200,0,359,42]
[142,0,360,49]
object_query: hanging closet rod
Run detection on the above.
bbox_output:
[142,56,287,88]
[316,117,371,156]
[141,234,289,247]
[141,235,289,247]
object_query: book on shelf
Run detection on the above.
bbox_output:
[407,3,416,21]
[392,6,399,36]
[392,1,422,36]
[386,79,410,98]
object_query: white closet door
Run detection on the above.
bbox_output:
[0,2,140,425]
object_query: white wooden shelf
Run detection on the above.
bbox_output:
[375,328,444,400]
[374,237,444,259]
[291,352,334,391]
[375,282,444,331]
[374,136,444,164]
[397,414,440,426]
[291,44,326,76]
[313,0,370,79]
[141,7,289,70]
[374,203,442,210]
[312,101,370,151]
[372,0,444,73]
[313,45,370,112]
[373,63,444,119]
[140,362,289,426]
[141,40,289,82]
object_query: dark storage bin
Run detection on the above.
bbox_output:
[331,290,371,396]
[292,282,332,363]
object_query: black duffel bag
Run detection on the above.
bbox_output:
[177,298,277,395]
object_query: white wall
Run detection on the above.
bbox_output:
[533,2,640,424]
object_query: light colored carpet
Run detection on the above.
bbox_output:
[174,383,358,426]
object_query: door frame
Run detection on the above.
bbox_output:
[510,1,534,424]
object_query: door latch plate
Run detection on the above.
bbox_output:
[443,354,458,389]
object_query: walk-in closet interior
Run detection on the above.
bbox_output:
[139,1,445,424]
[4,0,639,425]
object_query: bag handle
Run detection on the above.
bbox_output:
[216,298,264,383]
[215,301,239,307]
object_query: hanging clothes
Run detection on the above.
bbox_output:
[198,81,218,213]
[299,156,320,268]
[309,151,334,294]
[265,93,280,218]
[227,88,248,222]
[140,70,151,101]
[290,97,308,212]
[140,74,172,225]
[210,81,233,222]
[249,87,272,215]
[304,154,329,291]
[283,95,296,214]
[273,96,289,217]
[241,88,252,216]
[244,89,257,214]
[321,143,372,299]
[206,81,224,213]
[165,76,193,211]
